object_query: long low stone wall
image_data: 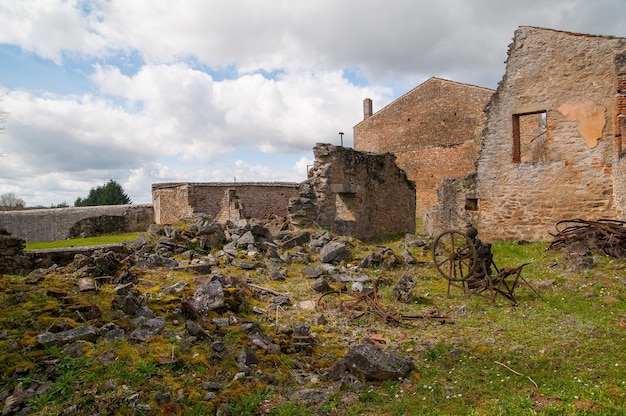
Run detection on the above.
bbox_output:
[0,204,154,243]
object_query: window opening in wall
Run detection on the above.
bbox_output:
[464,198,479,211]
[512,111,548,163]
[336,193,357,221]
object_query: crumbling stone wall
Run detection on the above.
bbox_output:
[288,143,415,239]
[152,182,299,225]
[612,53,626,216]
[0,205,154,243]
[354,77,493,217]
[0,235,33,275]
[427,27,626,241]
[423,173,477,238]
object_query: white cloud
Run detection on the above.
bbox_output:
[0,0,107,64]
[0,0,625,207]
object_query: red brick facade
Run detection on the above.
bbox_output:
[353,77,493,216]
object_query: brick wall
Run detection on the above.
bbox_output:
[152,182,300,224]
[0,204,154,243]
[354,77,492,217]
[394,141,478,216]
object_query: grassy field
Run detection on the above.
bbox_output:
[1,232,625,415]
[25,233,140,250]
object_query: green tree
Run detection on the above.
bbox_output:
[74,179,131,206]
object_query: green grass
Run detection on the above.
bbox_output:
[25,232,140,250]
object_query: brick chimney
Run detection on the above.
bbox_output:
[363,98,373,119]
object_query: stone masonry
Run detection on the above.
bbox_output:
[152,182,299,225]
[426,27,626,241]
[0,204,154,243]
[288,143,416,239]
[354,77,493,217]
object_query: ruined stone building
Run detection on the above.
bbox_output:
[426,27,626,241]
[152,182,299,224]
[353,77,494,217]
[288,143,416,239]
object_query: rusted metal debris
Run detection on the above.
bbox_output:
[317,288,449,324]
[549,218,626,259]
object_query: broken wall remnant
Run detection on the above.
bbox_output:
[354,77,493,217]
[215,189,247,223]
[152,182,299,224]
[425,27,626,241]
[288,143,416,239]
[423,173,477,237]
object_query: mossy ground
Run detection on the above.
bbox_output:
[1,233,626,415]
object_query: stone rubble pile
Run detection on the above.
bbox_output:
[2,215,427,413]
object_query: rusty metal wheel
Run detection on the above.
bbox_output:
[432,230,477,282]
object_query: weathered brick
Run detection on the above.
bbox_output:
[354,77,493,217]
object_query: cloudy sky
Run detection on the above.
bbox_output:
[1,0,625,207]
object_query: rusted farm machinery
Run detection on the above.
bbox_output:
[432,225,541,304]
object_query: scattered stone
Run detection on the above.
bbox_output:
[104,328,125,342]
[291,389,328,404]
[134,252,179,269]
[165,281,188,294]
[186,320,210,339]
[232,259,263,270]
[326,361,348,381]
[311,277,332,293]
[173,263,212,274]
[281,231,311,249]
[302,266,326,278]
[351,282,365,292]
[237,348,259,372]
[400,250,416,264]
[319,242,350,264]
[121,294,141,315]
[128,317,166,342]
[360,251,382,268]
[202,381,221,391]
[392,274,416,303]
[236,231,256,246]
[343,344,413,381]
[190,280,226,313]
[211,341,225,352]
[270,269,287,281]
[211,318,231,328]
[297,300,317,310]
[270,295,292,307]
[333,273,371,283]
[37,325,100,347]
